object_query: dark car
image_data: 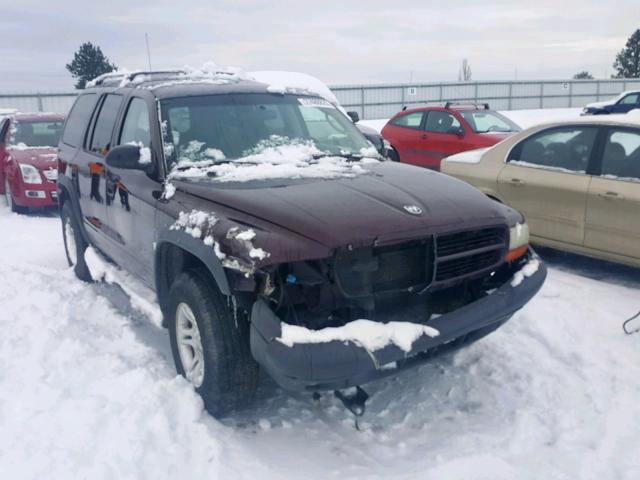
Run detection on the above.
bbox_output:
[346,110,389,158]
[582,90,640,115]
[381,103,520,170]
[57,70,545,416]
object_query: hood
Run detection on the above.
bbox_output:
[175,162,513,249]
[7,147,58,169]
[477,132,513,143]
[585,99,615,109]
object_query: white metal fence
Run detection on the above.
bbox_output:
[2,79,640,119]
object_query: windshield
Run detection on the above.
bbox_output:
[459,110,520,133]
[12,120,64,147]
[160,93,372,166]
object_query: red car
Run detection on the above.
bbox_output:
[0,113,64,212]
[381,103,520,170]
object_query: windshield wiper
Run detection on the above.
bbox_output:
[312,152,364,162]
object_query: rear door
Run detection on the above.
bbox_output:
[103,94,162,285]
[585,126,640,261]
[384,111,425,165]
[422,110,476,169]
[497,125,598,246]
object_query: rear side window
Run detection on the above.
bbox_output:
[62,94,97,147]
[600,129,640,181]
[425,111,461,134]
[391,112,423,129]
[619,94,640,105]
[89,94,123,155]
[508,126,598,173]
[119,98,151,147]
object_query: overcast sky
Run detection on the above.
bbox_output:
[1,0,638,91]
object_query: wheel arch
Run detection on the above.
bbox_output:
[155,230,231,315]
[57,176,91,245]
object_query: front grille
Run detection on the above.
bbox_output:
[334,239,432,298]
[435,226,507,283]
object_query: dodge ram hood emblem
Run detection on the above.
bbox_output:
[403,205,422,215]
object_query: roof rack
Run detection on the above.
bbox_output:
[443,101,490,110]
[87,70,188,88]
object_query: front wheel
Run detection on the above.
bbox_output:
[168,270,259,416]
[61,201,92,281]
[5,179,26,214]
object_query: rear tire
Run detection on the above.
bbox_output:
[168,269,259,416]
[61,201,92,281]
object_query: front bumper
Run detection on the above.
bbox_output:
[12,181,58,208]
[250,249,547,391]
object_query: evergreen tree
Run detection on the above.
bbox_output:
[573,71,594,79]
[612,29,640,78]
[66,42,117,89]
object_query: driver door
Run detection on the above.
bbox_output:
[497,126,598,246]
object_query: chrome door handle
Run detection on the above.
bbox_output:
[597,191,624,200]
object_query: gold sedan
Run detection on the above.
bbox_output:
[441,115,640,268]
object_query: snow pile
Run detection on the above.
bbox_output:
[168,136,379,183]
[511,258,540,287]
[278,319,439,353]
[84,246,163,326]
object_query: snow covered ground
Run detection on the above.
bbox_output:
[359,107,583,132]
[1,114,640,477]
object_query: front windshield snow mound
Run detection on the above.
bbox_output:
[167,135,380,183]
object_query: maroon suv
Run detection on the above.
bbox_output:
[57,70,545,416]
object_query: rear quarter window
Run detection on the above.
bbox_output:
[391,112,424,129]
[62,94,98,147]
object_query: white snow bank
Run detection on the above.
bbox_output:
[278,319,439,353]
[169,136,379,183]
[84,246,163,326]
[511,258,540,287]
[444,148,490,164]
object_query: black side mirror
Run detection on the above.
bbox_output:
[105,144,145,170]
[347,111,360,123]
[449,126,465,137]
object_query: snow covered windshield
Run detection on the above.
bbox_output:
[459,111,520,133]
[12,121,64,148]
[160,93,372,166]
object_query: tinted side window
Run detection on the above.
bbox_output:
[424,111,461,133]
[119,98,151,147]
[600,129,640,180]
[391,112,423,129]
[619,94,639,105]
[62,94,97,147]
[89,94,123,155]
[509,126,597,173]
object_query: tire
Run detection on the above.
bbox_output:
[168,269,259,416]
[389,147,400,162]
[5,179,26,214]
[61,201,92,281]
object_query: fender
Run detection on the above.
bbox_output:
[155,227,232,305]
[57,174,91,245]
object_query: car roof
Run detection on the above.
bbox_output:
[392,104,494,118]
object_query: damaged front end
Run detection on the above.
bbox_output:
[247,224,547,391]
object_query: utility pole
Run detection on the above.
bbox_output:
[145,33,152,71]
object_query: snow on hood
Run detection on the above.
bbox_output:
[6,147,58,169]
[277,319,439,353]
[585,99,615,109]
[444,148,490,165]
[167,136,380,184]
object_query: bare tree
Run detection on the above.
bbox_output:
[458,59,472,82]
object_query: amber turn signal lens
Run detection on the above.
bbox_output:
[505,245,528,262]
